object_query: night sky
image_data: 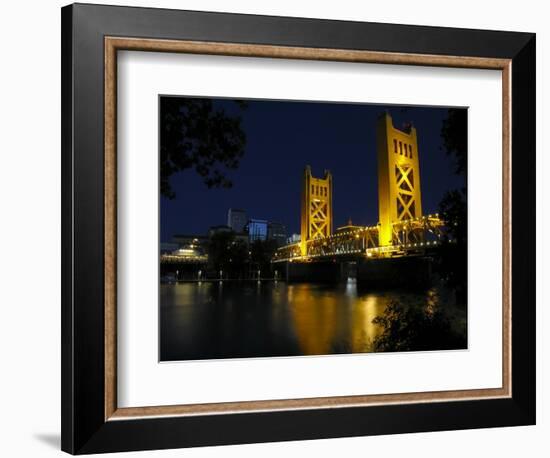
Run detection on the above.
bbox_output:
[160,98,466,241]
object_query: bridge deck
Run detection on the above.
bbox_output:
[273,214,445,263]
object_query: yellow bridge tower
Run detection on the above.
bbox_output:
[377,112,423,246]
[300,166,333,256]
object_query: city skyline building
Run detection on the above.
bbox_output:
[287,233,301,244]
[267,222,287,247]
[335,217,363,234]
[247,218,268,242]
[208,225,232,238]
[227,208,248,233]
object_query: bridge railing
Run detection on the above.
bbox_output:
[391,214,445,246]
[273,243,302,262]
[306,226,379,258]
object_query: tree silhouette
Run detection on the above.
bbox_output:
[207,231,234,273]
[250,239,278,274]
[441,108,467,175]
[160,97,248,199]
[437,108,468,301]
[373,300,466,352]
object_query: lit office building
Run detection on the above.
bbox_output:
[247,218,268,242]
[287,233,301,244]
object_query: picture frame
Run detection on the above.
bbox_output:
[61,3,535,454]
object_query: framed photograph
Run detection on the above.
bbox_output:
[61,3,536,454]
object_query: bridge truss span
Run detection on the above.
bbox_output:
[273,214,446,263]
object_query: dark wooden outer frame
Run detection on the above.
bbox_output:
[104,40,515,419]
[62,3,536,454]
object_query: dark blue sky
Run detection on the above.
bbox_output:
[160,98,466,241]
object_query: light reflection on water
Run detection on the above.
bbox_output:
[160,279,437,361]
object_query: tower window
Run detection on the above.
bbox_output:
[399,142,403,155]
[393,139,397,153]
[409,144,413,158]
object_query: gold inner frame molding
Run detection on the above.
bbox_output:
[104,36,512,421]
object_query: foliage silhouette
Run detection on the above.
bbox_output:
[372,300,466,352]
[207,232,278,279]
[437,108,468,302]
[207,232,246,277]
[441,108,467,175]
[250,239,278,275]
[160,97,248,199]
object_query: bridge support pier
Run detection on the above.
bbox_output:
[356,256,433,289]
[285,261,341,283]
[283,256,433,288]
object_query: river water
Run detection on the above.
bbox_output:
[160,280,466,361]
